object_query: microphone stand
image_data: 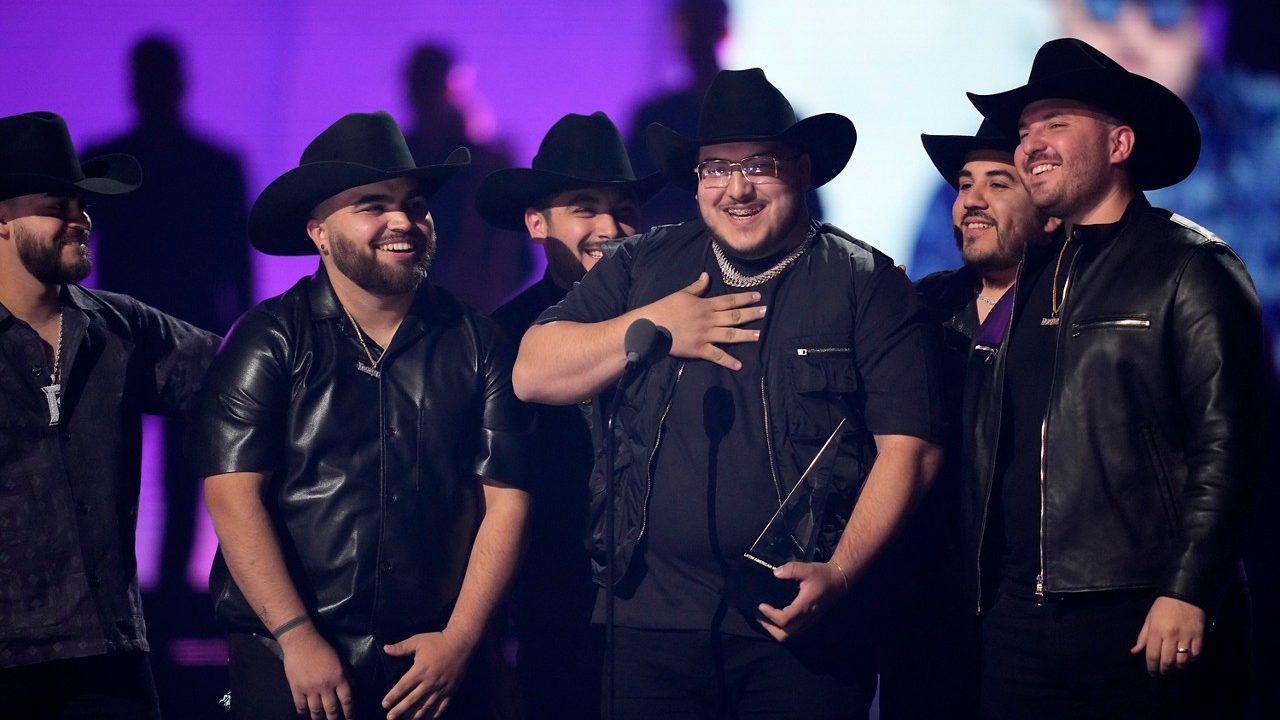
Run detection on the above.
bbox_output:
[602,319,669,720]
[602,360,635,720]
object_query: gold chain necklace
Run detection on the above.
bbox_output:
[1041,235,1075,327]
[340,304,385,379]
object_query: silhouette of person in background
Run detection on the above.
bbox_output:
[86,37,252,336]
[625,0,728,231]
[82,35,253,717]
[403,44,533,312]
[625,0,824,231]
[83,35,252,602]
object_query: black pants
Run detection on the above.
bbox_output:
[980,585,1250,720]
[0,651,161,720]
[226,633,492,720]
[610,627,876,720]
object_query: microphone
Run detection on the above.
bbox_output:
[623,318,672,368]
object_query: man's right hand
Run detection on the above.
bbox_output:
[279,625,356,720]
[643,272,765,370]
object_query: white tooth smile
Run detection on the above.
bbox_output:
[377,242,413,252]
[726,207,762,218]
[1031,163,1058,176]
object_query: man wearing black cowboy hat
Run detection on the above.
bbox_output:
[189,111,532,720]
[0,112,219,718]
[863,118,1054,720]
[514,69,943,718]
[478,111,662,720]
[964,38,1268,717]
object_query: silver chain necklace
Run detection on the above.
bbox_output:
[340,305,385,379]
[712,221,818,288]
[41,309,65,426]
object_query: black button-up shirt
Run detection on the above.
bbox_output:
[0,286,219,668]
[188,267,531,685]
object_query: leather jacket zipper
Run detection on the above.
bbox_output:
[1037,239,1082,604]
[637,363,684,542]
[795,346,851,356]
[1070,318,1150,336]
[761,375,784,504]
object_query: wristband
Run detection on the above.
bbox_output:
[271,614,311,639]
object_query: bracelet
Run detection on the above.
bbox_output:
[271,614,311,639]
[830,559,850,591]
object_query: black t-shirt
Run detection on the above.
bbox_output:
[991,242,1062,591]
[607,246,789,637]
[993,218,1120,591]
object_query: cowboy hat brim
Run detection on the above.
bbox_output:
[646,113,856,193]
[0,152,142,201]
[474,168,666,233]
[249,147,470,256]
[921,133,1019,190]
[967,69,1200,190]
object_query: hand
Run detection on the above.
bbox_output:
[641,273,764,370]
[278,625,355,720]
[381,631,475,720]
[755,560,850,642]
[1130,595,1206,675]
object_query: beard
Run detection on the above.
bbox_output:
[15,225,92,285]
[953,222,1023,276]
[329,228,435,296]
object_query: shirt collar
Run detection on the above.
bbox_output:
[1072,194,1149,246]
[0,284,102,327]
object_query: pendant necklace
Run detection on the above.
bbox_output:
[340,305,384,379]
[1041,235,1075,326]
[976,294,999,307]
[41,310,65,426]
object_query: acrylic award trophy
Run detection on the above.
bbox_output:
[730,418,847,612]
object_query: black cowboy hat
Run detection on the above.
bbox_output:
[646,68,856,193]
[967,37,1199,190]
[921,118,1020,190]
[0,112,141,201]
[475,112,665,233]
[249,111,470,256]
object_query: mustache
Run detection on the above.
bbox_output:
[1023,150,1059,167]
[962,210,996,225]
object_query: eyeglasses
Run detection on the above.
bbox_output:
[695,155,790,188]
[1082,0,1197,31]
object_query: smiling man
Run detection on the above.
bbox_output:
[513,69,943,719]
[189,112,532,720]
[476,111,661,720]
[869,119,1053,720]
[0,112,220,719]
[964,38,1268,718]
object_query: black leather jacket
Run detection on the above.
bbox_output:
[967,197,1268,612]
[188,267,530,679]
[538,220,943,586]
